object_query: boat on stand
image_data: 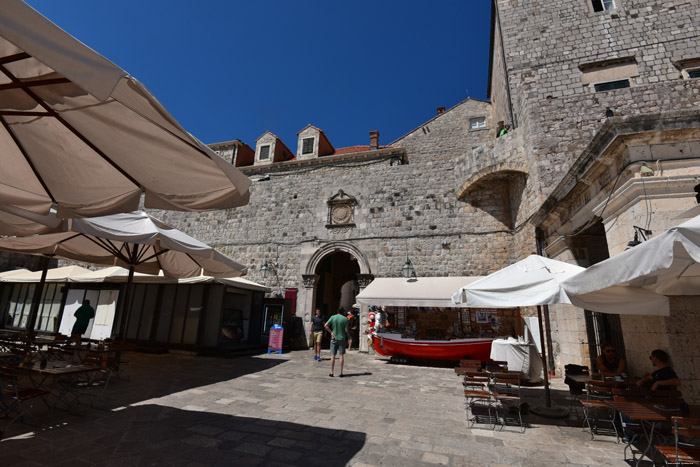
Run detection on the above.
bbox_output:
[371,332,494,361]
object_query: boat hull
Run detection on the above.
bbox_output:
[371,333,493,361]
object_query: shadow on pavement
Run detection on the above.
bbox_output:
[3,404,366,467]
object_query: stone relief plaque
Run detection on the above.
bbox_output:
[326,189,357,229]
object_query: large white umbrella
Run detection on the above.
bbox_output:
[452,254,669,315]
[562,215,700,297]
[0,211,247,335]
[0,0,251,219]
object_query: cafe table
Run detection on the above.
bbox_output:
[4,360,102,414]
[607,399,700,466]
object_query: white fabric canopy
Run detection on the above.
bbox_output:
[562,215,700,298]
[0,1,251,219]
[356,277,483,307]
[0,265,270,293]
[452,254,669,316]
[0,265,92,282]
[0,211,247,278]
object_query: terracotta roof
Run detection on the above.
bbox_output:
[331,145,393,156]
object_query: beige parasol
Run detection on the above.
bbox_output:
[0,1,251,219]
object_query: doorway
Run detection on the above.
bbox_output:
[313,251,360,348]
[573,219,627,370]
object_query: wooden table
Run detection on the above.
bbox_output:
[608,400,700,466]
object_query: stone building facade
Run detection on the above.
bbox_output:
[3,0,700,399]
[150,0,700,392]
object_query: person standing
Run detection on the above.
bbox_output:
[346,310,356,351]
[309,308,325,361]
[71,299,95,344]
[325,308,349,377]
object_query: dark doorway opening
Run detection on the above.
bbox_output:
[314,251,360,348]
[572,219,627,371]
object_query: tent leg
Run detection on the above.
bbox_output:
[26,256,50,335]
[116,266,135,339]
[537,305,551,407]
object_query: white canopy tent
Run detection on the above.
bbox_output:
[356,276,483,307]
[452,254,669,316]
[562,215,700,298]
[0,211,247,334]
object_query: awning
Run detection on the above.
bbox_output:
[0,265,271,293]
[356,276,484,308]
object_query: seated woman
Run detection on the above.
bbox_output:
[596,343,626,377]
[636,349,681,390]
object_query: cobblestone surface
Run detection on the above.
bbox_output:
[1,350,627,466]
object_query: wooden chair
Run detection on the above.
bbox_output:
[464,372,495,429]
[0,367,50,439]
[564,365,589,416]
[491,373,526,432]
[455,360,482,376]
[580,380,618,441]
[655,417,700,466]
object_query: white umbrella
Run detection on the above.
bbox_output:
[452,254,669,315]
[562,215,700,297]
[0,211,247,335]
[0,0,251,219]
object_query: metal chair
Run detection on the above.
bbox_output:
[580,380,619,441]
[0,367,50,439]
[491,372,526,432]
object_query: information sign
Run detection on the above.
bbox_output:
[268,324,283,354]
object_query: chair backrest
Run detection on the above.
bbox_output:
[565,364,589,375]
[612,387,683,400]
[673,417,700,438]
[491,373,521,397]
[586,381,614,400]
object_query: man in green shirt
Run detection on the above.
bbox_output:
[325,308,350,377]
[71,299,95,344]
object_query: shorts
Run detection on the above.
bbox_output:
[313,331,323,344]
[330,338,346,355]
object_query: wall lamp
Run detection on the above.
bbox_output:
[626,226,652,249]
[261,261,283,297]
[402,256,417,279]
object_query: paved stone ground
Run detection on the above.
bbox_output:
[1,349,630,466]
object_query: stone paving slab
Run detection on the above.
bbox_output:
[0,349,629,466]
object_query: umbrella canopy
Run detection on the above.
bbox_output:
[0,211,247,278]
[562,215,700,298]
[451,254,669,316]
[0,0,251,219]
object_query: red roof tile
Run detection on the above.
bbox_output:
[331,145,393,156]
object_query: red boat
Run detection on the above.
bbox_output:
[371,332,494,361]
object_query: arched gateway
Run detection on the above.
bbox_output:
[299,242,374,351]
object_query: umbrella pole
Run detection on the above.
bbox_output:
[537,305,551,407]
[117,265,135,339]
[26,255,50,335]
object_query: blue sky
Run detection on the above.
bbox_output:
[25,1,492,149]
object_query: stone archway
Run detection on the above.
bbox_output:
[299,242,373,351]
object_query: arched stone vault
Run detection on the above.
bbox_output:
[456,161,529,200]
[304,241,371,275]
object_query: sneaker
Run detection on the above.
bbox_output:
[313,356,318,360]
[329,373,334,377]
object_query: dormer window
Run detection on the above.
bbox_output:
[592,0,615,12]
[259,145,270,160]
[302,138,314,155]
